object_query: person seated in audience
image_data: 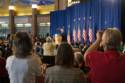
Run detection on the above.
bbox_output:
[6,32,43,83]
[42,36,56,56]
[84,28,125,83]
[45,42,85,83]
[0,50,9,83]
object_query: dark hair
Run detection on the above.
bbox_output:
[15,32,32,58]
[55,42,74,67]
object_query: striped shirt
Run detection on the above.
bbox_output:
[45,65,85,83]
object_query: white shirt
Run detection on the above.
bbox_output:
[6,55,42,83]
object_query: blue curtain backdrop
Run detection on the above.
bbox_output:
[50,0,121,44]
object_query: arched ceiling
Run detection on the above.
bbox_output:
[0,0,55,16]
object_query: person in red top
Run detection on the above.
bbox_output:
[84,28,125,83]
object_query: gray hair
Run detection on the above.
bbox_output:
[101,28,122,50]
[74,52,83,65]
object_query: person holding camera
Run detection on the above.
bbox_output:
[84,28,125,83]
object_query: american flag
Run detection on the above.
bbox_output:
[88,16,93,42]
[82,28,87,42]
[78,27,81,42]
[73,28,77,43]
[67,29,71,44]
[89,28,93,42]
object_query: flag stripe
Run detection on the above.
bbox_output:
[89,28,93,42]
[82,28,87,42]
[78,27,81,42]
[67,30,71,44]
[73,28,77,43]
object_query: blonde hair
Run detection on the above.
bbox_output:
[102,28,122,50]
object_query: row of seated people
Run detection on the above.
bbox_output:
[1,28,125,83]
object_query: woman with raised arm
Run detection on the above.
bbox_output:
[84,28,125,83]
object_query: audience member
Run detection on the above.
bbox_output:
[74,52,84,70]
[79,44,84,54]
[82,43,89,54]
[42,37,56,56]
[34,41,43,58]
[45,42,85,83]
[6,32,43,83]
[84,28,125,83]
[0,50,9,83]
[4,43,12,59]
[74,52,90,74]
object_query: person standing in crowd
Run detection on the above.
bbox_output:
[6,32,43,83]
[42,36,56,56]
[34,41,43,58]
[84,28,125,83]
[45,42,85,83]
[74,52,90,74]
[0,50,9,83]
[74,52,84,71]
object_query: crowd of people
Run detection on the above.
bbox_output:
[0,28,125,83]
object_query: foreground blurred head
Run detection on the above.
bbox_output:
[74,52,83,67]
[101,28,122,51]
[15,32,32,58]
[55,42,74,67]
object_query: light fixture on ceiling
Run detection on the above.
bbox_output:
[9,5,15,10]
[32,4,38,9]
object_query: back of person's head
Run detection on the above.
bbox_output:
[74,52,83,67]
[15,32,32,58]
[55,42,74,67]
[101,28,122,50]
[46,37,52,43]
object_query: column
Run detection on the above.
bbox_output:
[55,0,68,10]
[32,4,38,39]
[9,5,15,34]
